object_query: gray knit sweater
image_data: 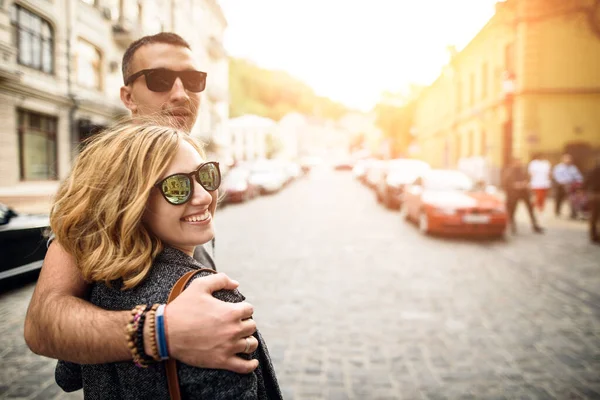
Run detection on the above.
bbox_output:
[55,246,282,400]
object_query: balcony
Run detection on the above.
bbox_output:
[207,36,226,60]
[112,19,142,48]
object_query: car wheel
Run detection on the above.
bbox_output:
[419,211,429,234]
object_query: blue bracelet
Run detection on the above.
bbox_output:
[155,305,169,360]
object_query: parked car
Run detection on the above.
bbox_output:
[363,160,387,189]
[221,166,258,204]
[280,161,302,185]
[402,169,507,237]
[0,203,49,281]
[352,158,373,183]
[375,159,431,209]
[248,160,287,194]
[333,157,355,171]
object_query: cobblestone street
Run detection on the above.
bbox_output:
[1,167,599,399]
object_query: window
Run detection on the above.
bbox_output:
[505,42,515,72]
[481,131,487,155]
[481,63,488,99]
[456,80,462,111]
[469,73,475,106]
[10,5,54,73]
[455,134,462,162]
[17,110,58,181]
[76,39,102,90]
[468,131,474,156]
[80,0,97,5]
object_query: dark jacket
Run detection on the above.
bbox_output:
[55,246,282,400]
[583,164,600,193]
[502,164,530,194]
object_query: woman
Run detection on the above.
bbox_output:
[51,123,282,399]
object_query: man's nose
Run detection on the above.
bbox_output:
[169,77,189,101]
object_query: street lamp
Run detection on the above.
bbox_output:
[501,71,516,171]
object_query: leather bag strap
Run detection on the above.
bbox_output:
[165,268,217,400]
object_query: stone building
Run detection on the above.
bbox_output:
[413,0,600,184]
[0,0,228,212]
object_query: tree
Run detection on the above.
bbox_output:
[374,101,416,158]
[229,58,351,121]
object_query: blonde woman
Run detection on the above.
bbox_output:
[51,123,282,399]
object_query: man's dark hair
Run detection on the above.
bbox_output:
[121,32,191,83]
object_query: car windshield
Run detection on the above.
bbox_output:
[423,170,474,191]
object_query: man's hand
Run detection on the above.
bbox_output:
[165,273,259,373]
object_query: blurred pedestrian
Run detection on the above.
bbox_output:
[502,157,544,234]
[25,33,260,376]
[583,156,600,244]
[51,123,282,399]
[527,153,551,213]
[552,153,583,218]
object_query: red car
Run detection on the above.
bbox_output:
[402,169,507,237]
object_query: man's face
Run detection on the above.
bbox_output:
[120,43,201,133]
[562,155,572,165]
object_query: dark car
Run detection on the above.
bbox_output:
[0,203,49,281]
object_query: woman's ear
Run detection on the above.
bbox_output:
[120,86,137,114]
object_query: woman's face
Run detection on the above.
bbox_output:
[143,139,217,255]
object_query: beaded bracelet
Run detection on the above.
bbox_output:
[135,305,157,365]
[146,304,161,362]
[126,305,149,368]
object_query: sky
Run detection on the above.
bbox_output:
[218,0,499,111]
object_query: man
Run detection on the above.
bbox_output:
[527,153,551,213]
[502,157,544,234]
[552,153,583,218]
[24,33,259,373]
[583,157,600,244]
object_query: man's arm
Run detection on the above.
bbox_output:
[24,242,132,363]
[24,242,259,372]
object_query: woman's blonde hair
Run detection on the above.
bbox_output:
[50,122,208,289]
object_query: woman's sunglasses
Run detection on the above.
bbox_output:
[155,162,221,205]
[125,68,207,93]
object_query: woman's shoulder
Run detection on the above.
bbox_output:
[90,246,206,308]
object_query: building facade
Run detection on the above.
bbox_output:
[413,0,600,184]
[0,0,228,212]
[228,114,274,162]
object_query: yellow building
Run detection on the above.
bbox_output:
[413,0,600,184]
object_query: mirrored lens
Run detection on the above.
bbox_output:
[160,175,192,204]
[146,70,176,92]
[197,163,220,191]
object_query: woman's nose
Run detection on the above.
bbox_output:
[189,180,213,206]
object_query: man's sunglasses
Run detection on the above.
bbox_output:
[125,68,207,93]
[155,162,221,205]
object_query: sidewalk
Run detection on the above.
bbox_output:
[0,182,59,214]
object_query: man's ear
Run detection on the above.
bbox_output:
[120,86,137,113]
